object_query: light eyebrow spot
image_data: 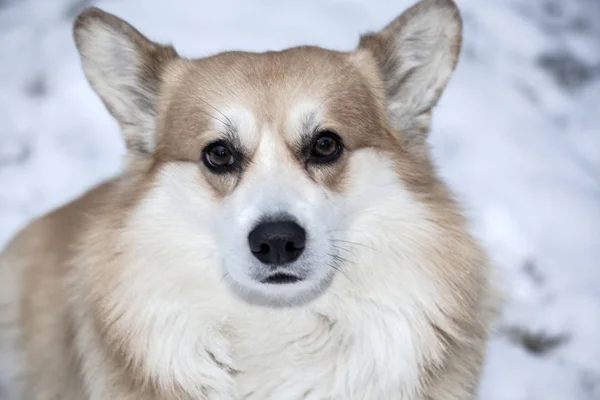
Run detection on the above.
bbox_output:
[287,101,322,143]
[302,110,318,136]
[218,105,260,153]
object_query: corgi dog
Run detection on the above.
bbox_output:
[0,0,496,398]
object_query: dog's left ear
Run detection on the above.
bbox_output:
[358,0,462,143]
[73,7,179,154]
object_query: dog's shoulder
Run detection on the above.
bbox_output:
[1,180,114,265]
[0,179,118,399]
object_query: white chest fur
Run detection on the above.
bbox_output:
[223,295,433,400]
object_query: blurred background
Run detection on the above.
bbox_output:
[0,0,599,398]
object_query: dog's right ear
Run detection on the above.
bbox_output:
[357,0,462,147]
[73,8,178,154]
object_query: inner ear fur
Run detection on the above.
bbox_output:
[357,0,463,146]
[73,7,179,154]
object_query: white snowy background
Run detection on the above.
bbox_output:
[1,0,599,398]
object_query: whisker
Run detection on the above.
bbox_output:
[327,229,367,234]
[326,251,356,284]
[330,238,376,251]
[191,104,229,127]
[194,96,235,132]
[326,261,354,284]
[330,243,354,255]
[219,272,231,288]
[329,252,354,265]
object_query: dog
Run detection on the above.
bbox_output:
[0,0,496,398]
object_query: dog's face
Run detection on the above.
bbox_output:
[74,0,463,307]
[149,49,402,306]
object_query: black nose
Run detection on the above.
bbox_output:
[248,220,306,265]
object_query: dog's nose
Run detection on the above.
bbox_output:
[248,220,306,265]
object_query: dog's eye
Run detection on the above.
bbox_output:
[310,131,343,163]
[203,142,235,170]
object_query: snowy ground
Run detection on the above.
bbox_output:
[1,0,599,398]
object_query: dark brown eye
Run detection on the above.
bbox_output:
[203,142,236,171]
[310,131,343,163]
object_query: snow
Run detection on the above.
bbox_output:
[1,0,599,398]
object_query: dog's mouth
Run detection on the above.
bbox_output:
[227,266,334,308]
[260,272,303,285]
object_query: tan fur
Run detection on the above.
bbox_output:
[154,48,393,195]
[0,1,497,399]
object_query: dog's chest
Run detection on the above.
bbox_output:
[228,305,424,400]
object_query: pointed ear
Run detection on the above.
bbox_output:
[73,8,178,154]
[358,0,462,144]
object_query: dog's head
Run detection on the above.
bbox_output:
[74,0,464,308]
